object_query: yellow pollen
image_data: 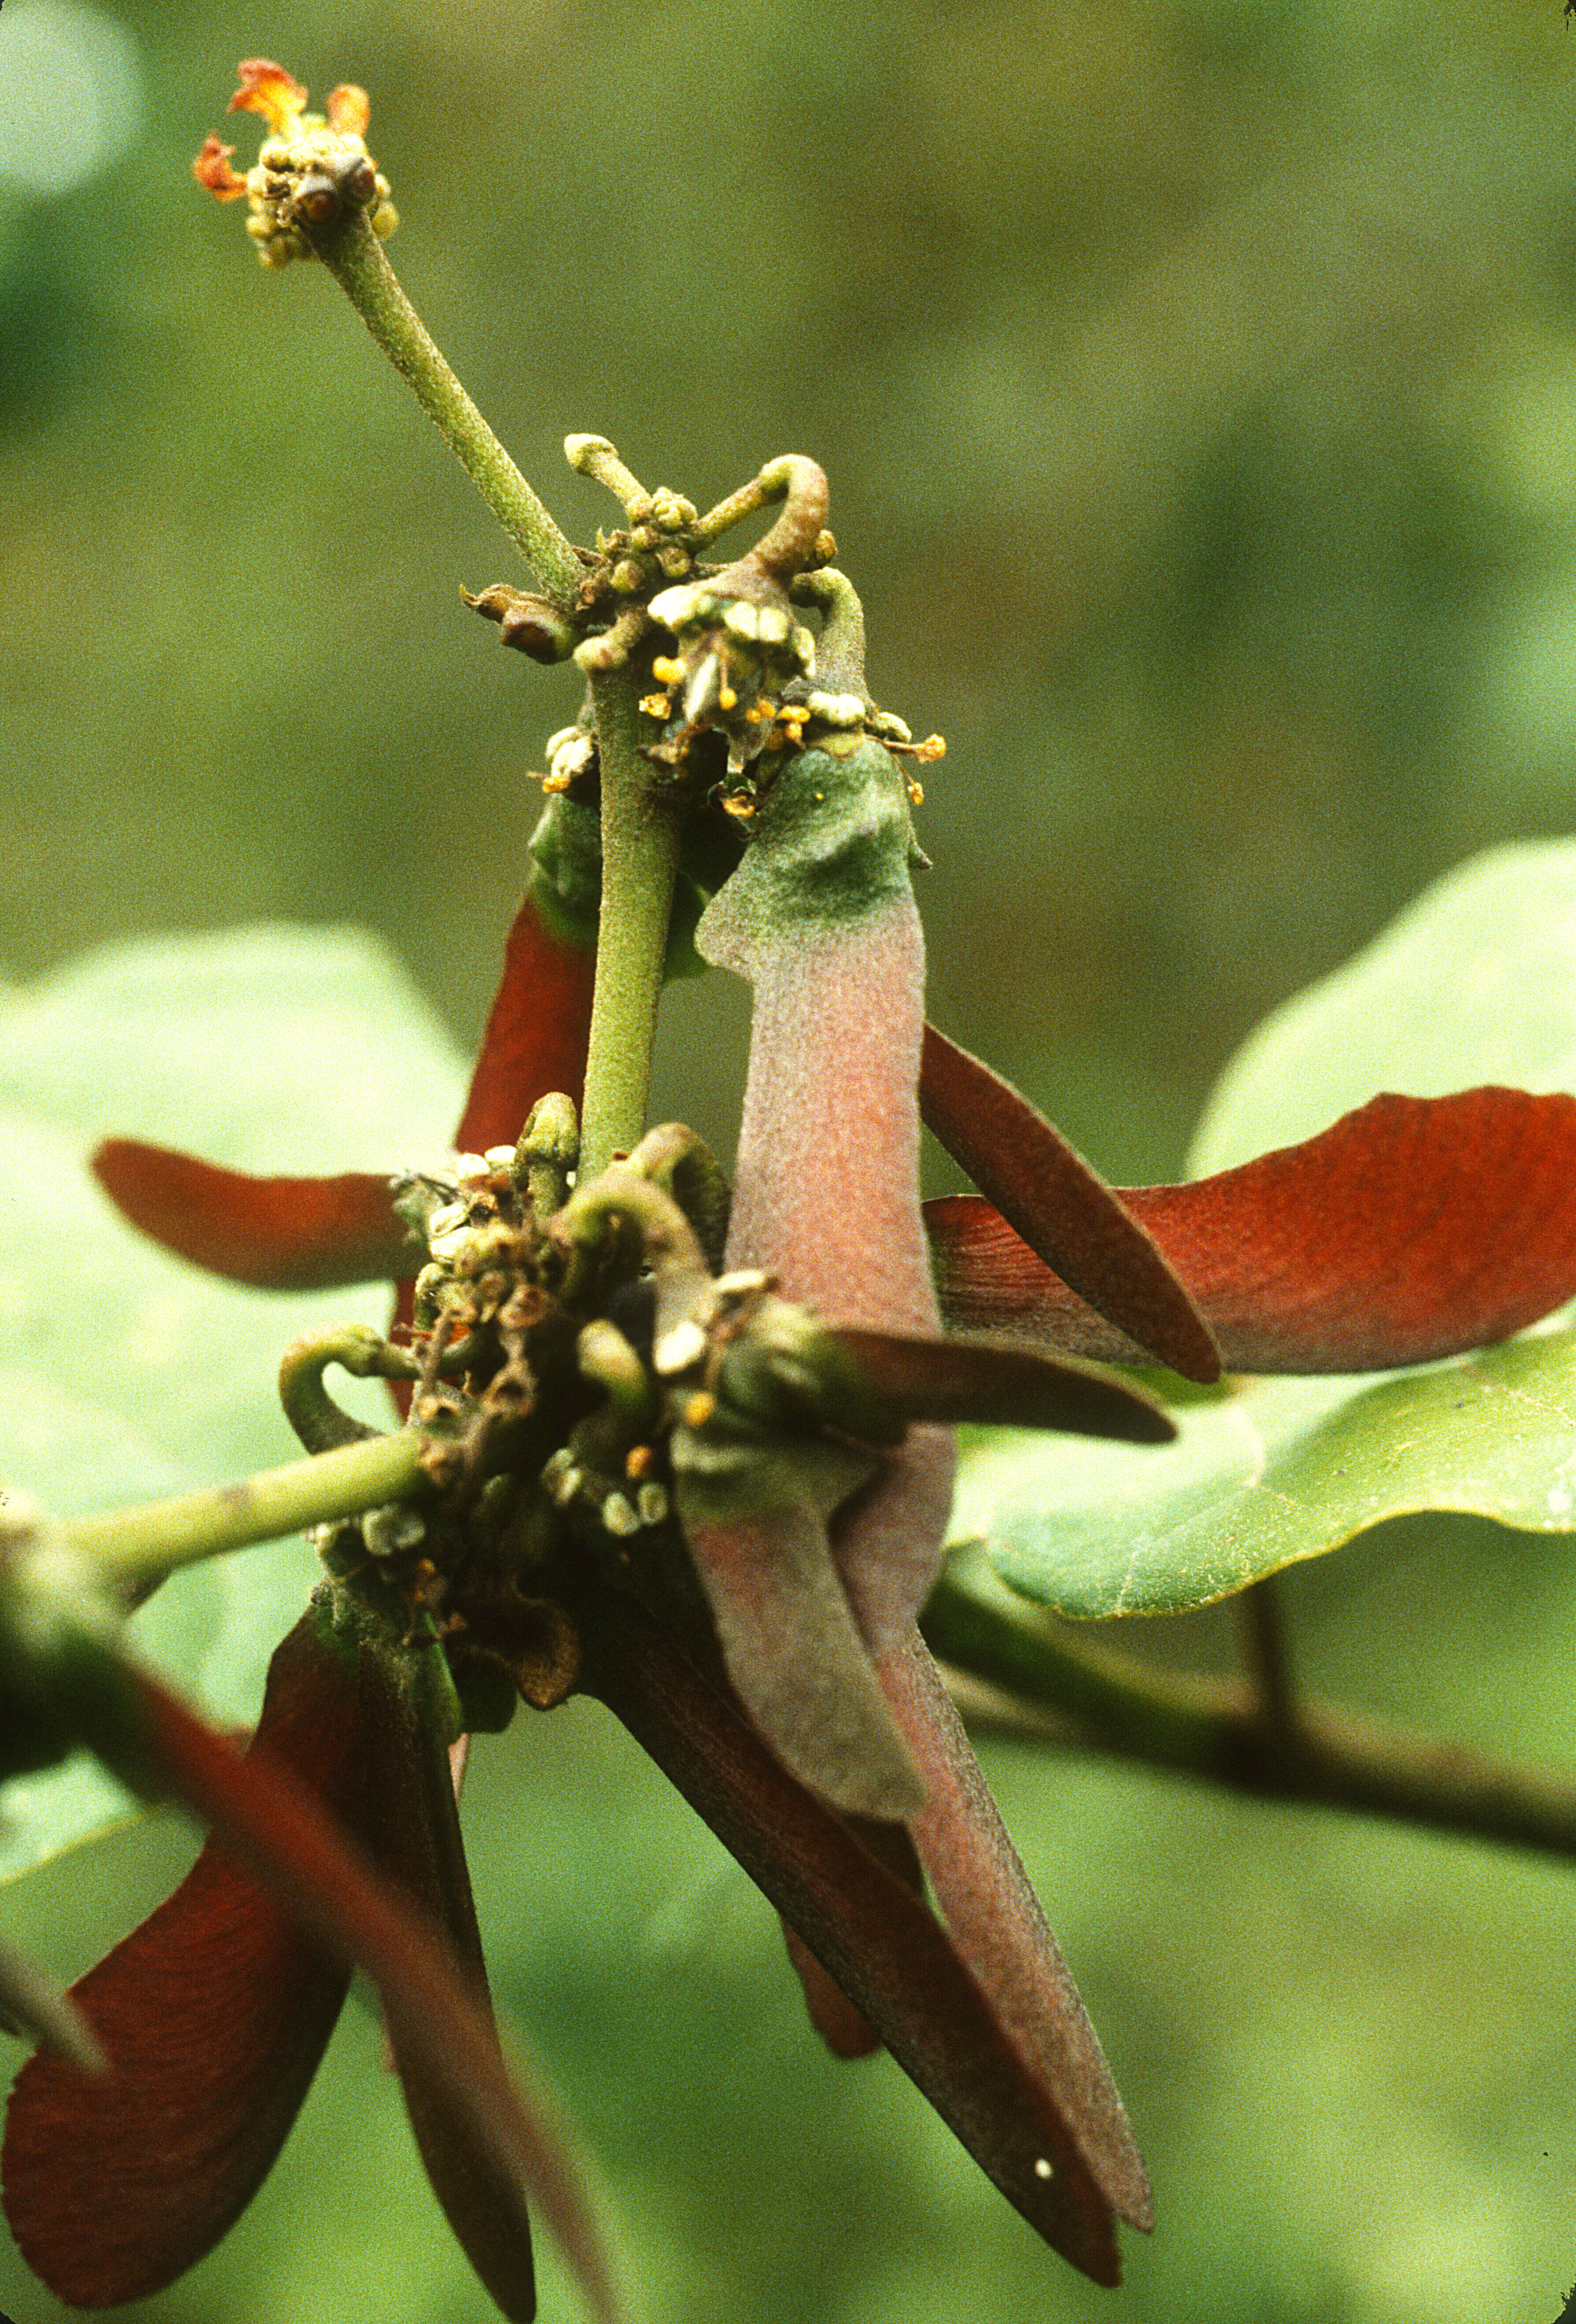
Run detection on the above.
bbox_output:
[907,780,924,805]
[543,771,572,794]
[625,1444,655,1480]
[639,693,672,719]
[683,1392,717,1428]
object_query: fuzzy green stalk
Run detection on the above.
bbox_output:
[62,1433,428,1590]
[577,674,681,1179]
[308,207,582,611]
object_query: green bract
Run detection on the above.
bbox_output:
[697,739,916,945]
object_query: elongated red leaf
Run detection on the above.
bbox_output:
[675,1496,926,1820]
[580,1586,1127,2287]
[359,1631,613,2324]
[781,1819,926,2060]
[877,1629,1152,2232]
[824,1329,1175,1443]
[3,1616,360,2305]
[11,1611,619,2319]
[928,1088,1576,1373]
[455,889,597,1152]
[920,1025,1220,1383]
[92,1142,411,1290]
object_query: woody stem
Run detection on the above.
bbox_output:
[922,1568,1576,1865]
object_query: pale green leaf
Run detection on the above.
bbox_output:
[0,927,467,1875]
[962,1325,1576,1620]
[978,843,1576,1618]
[1191,839,1576,1172]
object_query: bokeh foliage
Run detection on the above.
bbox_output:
[4,0,1576,2318]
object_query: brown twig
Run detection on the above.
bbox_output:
[922,1568,1576,1864]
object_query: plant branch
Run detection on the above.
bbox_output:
[577,673,681,1180]
[306,208,583,611]
[1238,1574,1298,1737]
[923,1566,1576,1865]
[62,1433,429,1590]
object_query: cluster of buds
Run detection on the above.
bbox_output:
[193,61,397,267]
[641,578,820,773]
[539,723,598,796]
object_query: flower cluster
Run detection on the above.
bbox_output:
[194,61,397,266]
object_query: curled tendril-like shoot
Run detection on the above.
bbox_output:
[513,1093,580,1221]
[691,456,833,582]
[550,1166,715,1360]
[789,568,869,700]
[574,606,652,676]
[278,1326,425,1455]
[619,1124,732,1270]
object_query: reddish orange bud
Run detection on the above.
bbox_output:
[326,84,372,136]
[227,59,309,135]
[192,134,248,202]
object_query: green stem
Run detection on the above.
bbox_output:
[308,209,583,611]
[578,674,680,1179]
[922,1566,1576,1865]
[62,1434,429,1590]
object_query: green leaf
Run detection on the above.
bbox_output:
[0,927,466,1876]
[960,1326,1576,1619]
[975,842,1576,1618]
[1190,839,1576,1172]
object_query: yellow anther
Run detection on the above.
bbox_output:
[639,693,672,719]
[543,771,572,795]
[907,780,924,805]
[651,655,684,686]
[683,1392,717,1428]
[721,793,756,819]
[625,1443,655,1481]
[718,683,738,711]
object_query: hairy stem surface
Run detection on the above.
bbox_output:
[577,675,680,1179]
[309,209,582,609]
[63,1434,427,1588]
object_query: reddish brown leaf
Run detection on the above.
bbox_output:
[877,1631,1153,2234]
[92,1142,411,1290]
[359,1631,613,2324]
[920,1025,1220,1383]
[454,889,597,1155]
[325,83,372,136]
[35,1620,616,2320]
[928,1088,1576,1373]
[580,1587,1127,2287]
[227,60,307,131]
[824,1329,1175,1444]
[2,1616,361,2306]
[780,1820,926,2060]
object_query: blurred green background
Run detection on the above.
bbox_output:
[4,0,1576,2318]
